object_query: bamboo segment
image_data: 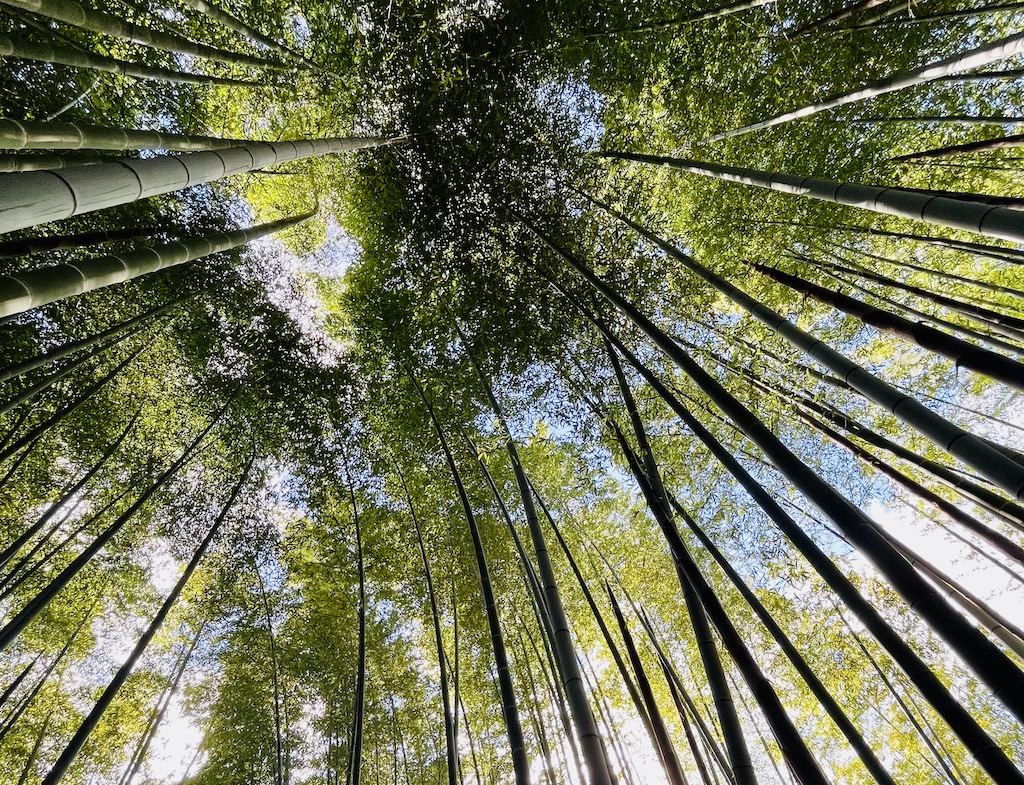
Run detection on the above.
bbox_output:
[0,118,270,152]
[707,31,1024,140]
[599,151,1024,245]
[0,137,392,235]
[0,0,294,71]
[0,211,313,317]
[177,0,309,66]
[0,32,265,87]
[0,153,103,172]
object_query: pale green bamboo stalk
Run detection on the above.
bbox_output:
[0,0,295,71]
[0,136,394,234]
[0,211,313,317]
[599,151,1024,245]
[177,0,311,67]
[0,118,296,152]
[0,153,102,172]
[708,31,1024,141]
[0,32,266,87]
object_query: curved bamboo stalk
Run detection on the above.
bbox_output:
[707,31,1024,140]
[663,489,898,785]
[0,153,103,172]
[465,347,614,785]
[0,32,266,87]
[0,136,394,235]
[392,458,458,785]
[597,151,1024,246]
[0,225,151,257]
[895,133,1024,162]
[0,211,313,318]
[0,296,186,382]
[176,0,313,67]
[409,374,531,785]
[0,0,294,71]
[0,388,234,652]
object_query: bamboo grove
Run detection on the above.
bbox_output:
[1,0,1024,784]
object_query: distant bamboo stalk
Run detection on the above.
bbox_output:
[894,133,1024,161]
[0,0,295,71]
[177,0,314,68]
[708,31,1024,141]
[588,0,777,36]
[0,32,266,87]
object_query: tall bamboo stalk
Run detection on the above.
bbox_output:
[410,374,531,785]
[0,0,294,71]
[0,118,312,153]
[706,31,1024,140]
[0,212,312,318]
[0,136,396,235]
[465,346,613,785]
[597,152,1024,245]
[574,194,1024,502]
[42,457,252,785]
[0,32,266,87]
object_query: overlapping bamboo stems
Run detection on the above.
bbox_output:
[465,345,614,785]
[533,480,691,785]
[41,456,253,785]
[574,193,1024,503]
[0,296,188,383]
[390,457,458,785]
[605,373,829,785]
[534,254,1024,783]
[749,261,1024,392]
[803,257,1024,357]
[706,31,1024,140]
[0,0,293,70]
[0,32,266,87]
[0,387,236,652]
[681,337,1024,563]
[410,374,531,785]
[597,151,1024,246]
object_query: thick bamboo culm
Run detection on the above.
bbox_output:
[0,211,314,318]
[0,137,392,234]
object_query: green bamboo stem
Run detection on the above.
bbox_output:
[576,193,1024,502]
[0,0,294,71]
[707,31,1024,140]
[598,151,1024,246]
[0,136,395,235]
[42,457,252,785]
[0,32,266,87]
[0,211,313,317]
[0,118,313,152]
